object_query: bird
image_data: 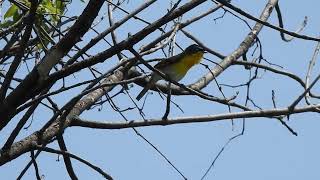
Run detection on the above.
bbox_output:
[136,44,205,100]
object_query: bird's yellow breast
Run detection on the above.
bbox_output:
[173,52,204,75]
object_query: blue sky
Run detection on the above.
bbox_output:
[1,0,320,179]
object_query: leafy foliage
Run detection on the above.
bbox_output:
[1,0,83,50]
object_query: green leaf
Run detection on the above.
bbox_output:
[55,0,67,14]
[12,8,21,22]
[4,4,18,19]
[42,0,61,14]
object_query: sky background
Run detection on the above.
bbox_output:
[1,0,320,179]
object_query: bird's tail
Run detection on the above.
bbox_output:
[136,82,153,101]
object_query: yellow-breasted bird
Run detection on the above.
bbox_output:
[136,44,205,100]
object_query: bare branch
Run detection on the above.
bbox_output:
[57,135,78,180]
[33,146,113,180]
[275,3,308,42]
[215,0,319,42]
[71,105,320,130]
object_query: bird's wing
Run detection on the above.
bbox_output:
[154,53,184,70]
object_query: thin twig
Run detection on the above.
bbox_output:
[162,82,172,120]
[30,151,41,180]
[215,0,320,42]
[305,35,320,104]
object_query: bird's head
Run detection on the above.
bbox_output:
[184,44,205,55]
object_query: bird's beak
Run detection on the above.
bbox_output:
[199,46,207,53]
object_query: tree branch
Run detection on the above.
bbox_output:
[33,146,113,180]
[71,105,320,130]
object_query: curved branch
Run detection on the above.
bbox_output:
[233,61,306,88]
[33,146,113,180]
[275,3,308,42]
